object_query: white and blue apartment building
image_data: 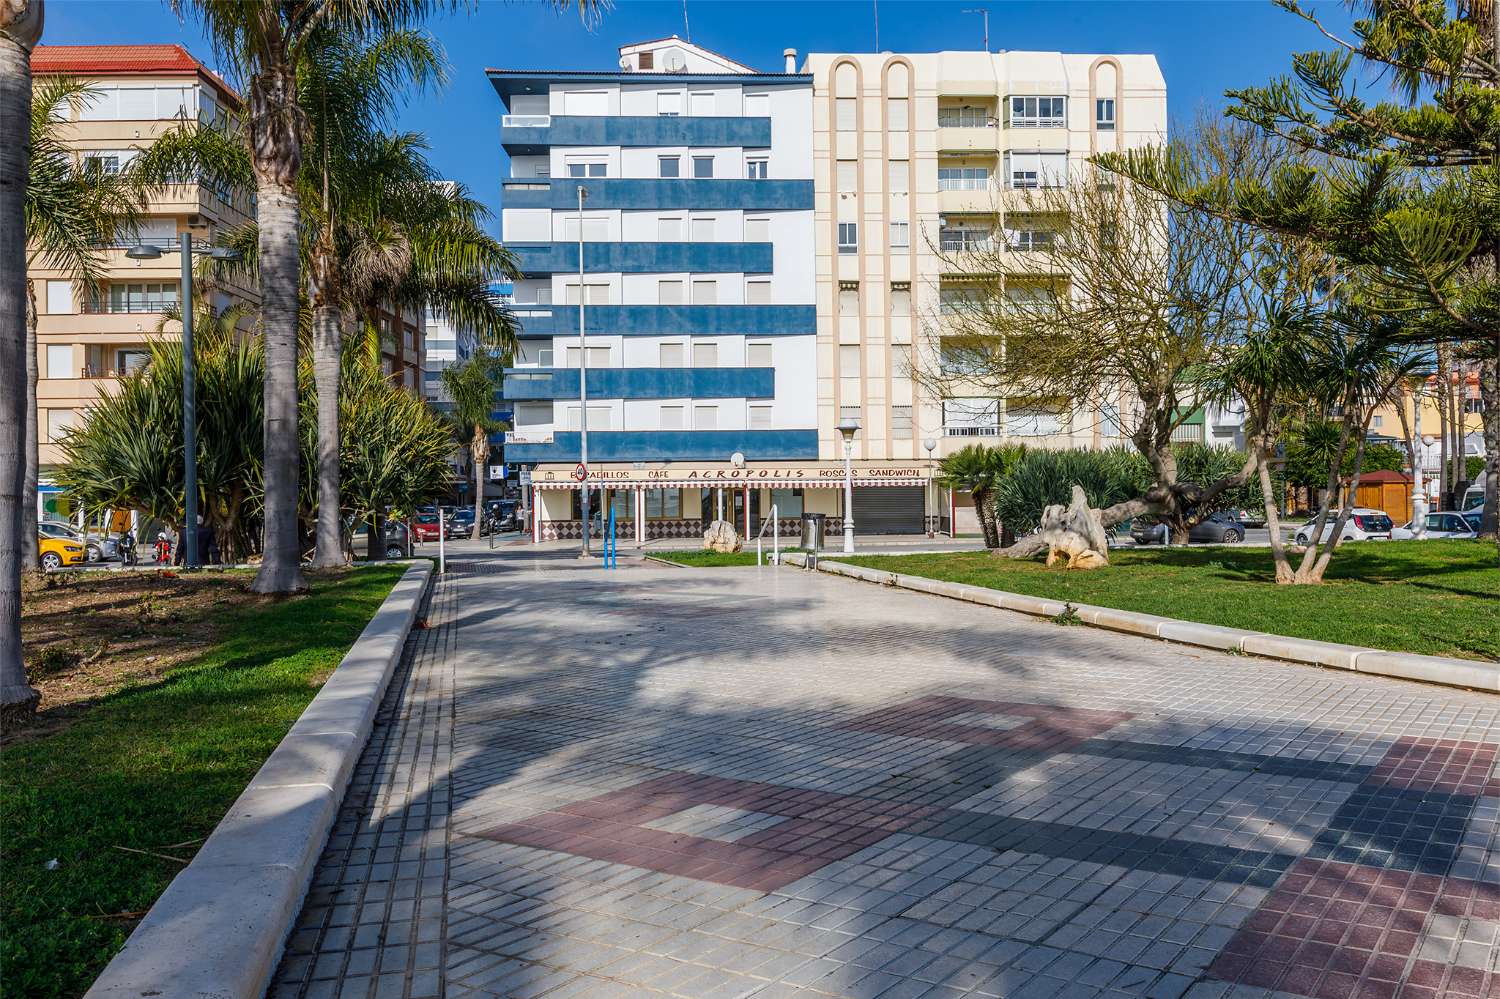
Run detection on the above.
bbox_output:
[495,37,1167,541]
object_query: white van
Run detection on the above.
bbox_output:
[1461,472,1488,513]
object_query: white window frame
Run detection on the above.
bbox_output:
[837,222,858,254]
[890,221,910,248]
[692,155,714,179]
[1095,98,1116,131]
[1009,95,1066,128]
[656,91,682,117]
[745,156,769,180]
[658,155,681,179]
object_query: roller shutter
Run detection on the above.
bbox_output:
[852,486,924,535]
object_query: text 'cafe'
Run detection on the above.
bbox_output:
[526,461,951,542]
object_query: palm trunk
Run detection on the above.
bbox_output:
[308,300,343,568]
[1,3,41,725]
[249,178,307,594]
[972,487,998,549]
[1256,445,1293,584]
[1478,345,1498,563]
[471,426,485,542]
[22,279,36,569]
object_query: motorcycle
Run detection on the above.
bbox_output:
[118,529,137,567]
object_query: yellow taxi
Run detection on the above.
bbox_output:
[39,535,85,570]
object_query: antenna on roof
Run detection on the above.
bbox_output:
[873,0,880,51]
[682,0,691,42]
[962,7,990,52]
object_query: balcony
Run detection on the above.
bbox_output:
[501,115,772,156]
[501,178,813,212]
[507,304,816,338]
[504,429,819,463]
[510,241,774,276]
[502,367,775,401]
[935,127,1000,155]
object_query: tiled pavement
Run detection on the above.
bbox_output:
[271,550,1500,998]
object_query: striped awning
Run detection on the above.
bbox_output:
[536,477,927,489]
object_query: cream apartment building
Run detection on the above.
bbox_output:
[29,44,256,519]
[802,49,1166,531]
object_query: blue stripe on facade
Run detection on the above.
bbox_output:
[488,71,812,102]
[506,430,818,463]
[501,115,771,153]
[512,242,772,275]
[510,305,815,337]
[503,367,774,401]
[502,178,813,211]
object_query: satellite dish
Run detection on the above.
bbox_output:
[619,56,632,70]
[663,50,686,72]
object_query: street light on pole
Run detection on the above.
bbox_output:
[923,436,937,538]
[127,233,241,568]
[575,183,592,558]
[837,416,860,554]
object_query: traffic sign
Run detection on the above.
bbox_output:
[572,463,588,482]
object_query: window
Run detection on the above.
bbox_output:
[659,406,685,430]
[46,408,77,443]
[45,280,72,314]
[692,341,718,367]
[1007,227,1056,251]
[770,488,803,517]
[745,280,772,305]
[1006,152,1067,189]
[690,216,715,242]
[562,282,609,304]
[659,343,684,367]
[938,105,991,128]
[658,156,680,178]
[891,287,912,316]
[693,404,718,430]
[887,97,908,131]
[890,221,910,248]
[83,152,122,175]
[746,157,768,179]
[692,156,714,179]
[747,342,773,367]
[939,285,983,312]
[1096,98,1116,131]
[658,216,684,241]
[644,488,681,518]
[940,226,992,252]
[534,163,551,178]
[566,160,606,178]
[558,213,608,242]
[689,92,714,116]
[564,345,611,367]
[749,405,773,430]
[836,160,857,193]
[888,160,909,194]
[839,405,861,423]
[658,279,684,304]
[638,50,654,70]
[1008,405,1064,437]
[403,327,415,350]
[840,345,861,378]
[836,97,857,131]
[1009,95,1066,127]
[564,90,609,116]
[116,349,149,374]
[535,287,553,305]
[691,279,717,305]
[892,405,913,439]
[46,345,73,379]
[657,92,682,116]
[744,217,770,242]
[587,405,612,430]
[102,282,178,313]
[745,93,770,117]
[943,398,999,435]
[937,166,989,191]
[838,222,858,254]
[537,347,555,367]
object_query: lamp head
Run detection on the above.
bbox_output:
[836,417,861,442]
[125,244,164,260]
[206,247,242,261]
[730,451,746,468]
[923,437,937,453]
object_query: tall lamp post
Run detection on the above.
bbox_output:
[837,416,860,553]
[923,437,937,538]
[575,184,592,558]
[127,232,241,568]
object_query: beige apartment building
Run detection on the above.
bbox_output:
[28,44,257,520]
[801,49,1166,531]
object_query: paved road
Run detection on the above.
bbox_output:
[271,550,1500,999]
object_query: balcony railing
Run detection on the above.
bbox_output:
[940,230,993,252]
[83,299,177,315]
[944,425,1003,437]
[80,364,139,378]
[502,114,551,128]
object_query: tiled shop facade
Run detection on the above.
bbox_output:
[274,555,1500,998]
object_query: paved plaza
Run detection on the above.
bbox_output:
[271,550,1500,999]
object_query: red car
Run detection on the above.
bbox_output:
[410,513,448,542]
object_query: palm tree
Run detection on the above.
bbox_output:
[1,0,45,725]
[172,0,449,594]
[441,355,503,541]
[937,443,1025,549]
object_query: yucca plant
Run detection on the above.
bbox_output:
[936,443,1026,549]
[993,447,1152,538]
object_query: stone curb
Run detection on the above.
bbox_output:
[781,553,1497,694]
[84,562,436,999]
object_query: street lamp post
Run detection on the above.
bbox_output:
[575,184,592,558]
[923,437,937,538]
[127,233,240,568]
[837,417,860,554]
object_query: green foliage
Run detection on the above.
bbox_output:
[993,447,1152,535]
[0,566,405,998]
[1468,455,1487,482]
[936,443,1026,547]
[1280,421,1407,486]
[1172,443,1262,512]
[1364,443,1407,475]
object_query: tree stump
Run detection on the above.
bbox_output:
[702,520,743,553]
[1037,485,1110,569]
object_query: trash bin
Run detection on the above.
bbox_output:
[800,512,826,552]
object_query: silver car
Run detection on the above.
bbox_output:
[1391,511,1480,540]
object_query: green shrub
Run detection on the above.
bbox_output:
[993,446,1150,534]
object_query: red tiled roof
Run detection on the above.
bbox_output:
[31,44,240,103]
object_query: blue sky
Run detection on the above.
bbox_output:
[43,0,1353,233]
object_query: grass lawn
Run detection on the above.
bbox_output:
[838,541,1499,662]
[1,564,408,998]
[649,550,770,567]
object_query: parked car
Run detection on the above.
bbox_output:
[1234,508,1267,529]
[449,507,481,536]
[1391,511,1480,540]
[350,519,413,559]
[1293,508,1394,545]
[38,534,86,570]
[410,512,460,542]
[1131,510,1247,545]
[38,520,120,562]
